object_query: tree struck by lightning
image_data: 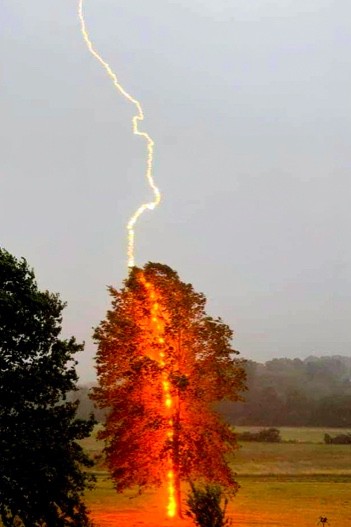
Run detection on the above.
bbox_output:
[78,2,246,519]
[92,263,246,518]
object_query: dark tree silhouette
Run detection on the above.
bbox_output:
[0,248,95,527]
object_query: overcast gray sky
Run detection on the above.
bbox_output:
[1,0,350,382]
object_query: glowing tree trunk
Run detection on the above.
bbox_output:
[172,396,183,518]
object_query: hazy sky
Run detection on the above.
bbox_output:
[1,0,350,382]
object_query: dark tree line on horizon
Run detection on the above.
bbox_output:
[74,355,351,428]
[220,356,351,427]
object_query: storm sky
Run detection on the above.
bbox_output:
[1,0,350,382]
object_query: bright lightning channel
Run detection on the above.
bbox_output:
[78,0,161,268]
[141,273,177,518]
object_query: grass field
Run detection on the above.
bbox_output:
[81,426,351,527]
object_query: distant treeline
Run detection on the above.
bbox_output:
[220,355,351,427]
[73,355,351,427]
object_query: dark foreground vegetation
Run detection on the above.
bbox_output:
[186,483,231,527]
[0,248,95,527]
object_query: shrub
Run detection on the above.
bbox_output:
[324,433,351,444]
[186,482,232,527]
[238,427,282,443]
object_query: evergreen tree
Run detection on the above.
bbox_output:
[93,262,246,516]
[0,248,95,527]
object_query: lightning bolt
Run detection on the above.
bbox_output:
[78,0,161,268]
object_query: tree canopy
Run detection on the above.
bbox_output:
[0,248,95,527]
[93,262,246,516]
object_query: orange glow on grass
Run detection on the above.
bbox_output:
[139,272,177,518]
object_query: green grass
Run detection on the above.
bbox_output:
[234,442,351,475]
[4,426,349,526]
[80,425,351,526]
[233,477,351,527]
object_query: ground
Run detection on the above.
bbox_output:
[81,426,351,527]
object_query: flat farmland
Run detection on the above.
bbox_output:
[81,426,351,527]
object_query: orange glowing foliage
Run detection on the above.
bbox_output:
[92,263,246,517]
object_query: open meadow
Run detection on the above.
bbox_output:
[81,426,351,527]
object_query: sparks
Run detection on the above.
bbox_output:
[78,0,161,268]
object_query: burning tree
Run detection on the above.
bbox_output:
[93,263,246,517]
